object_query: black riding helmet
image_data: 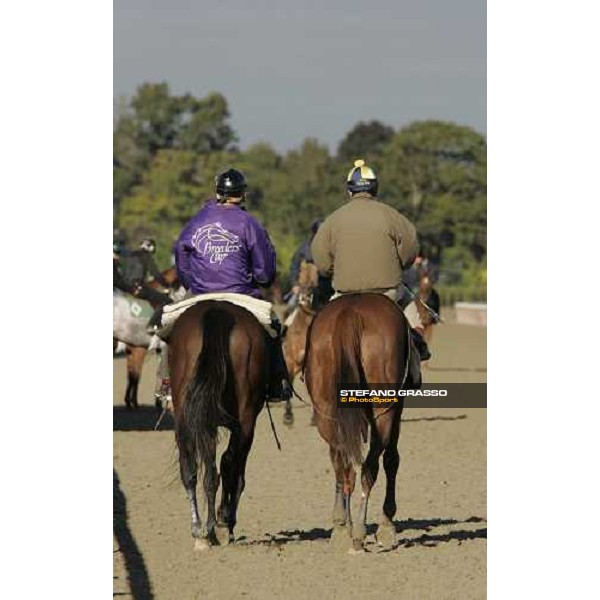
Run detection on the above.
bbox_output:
[215,168,247,200]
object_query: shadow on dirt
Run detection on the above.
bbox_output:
[425,366,487,373]
[402,415,468,423]
[236,516,486,550]
[114,470,154,599]
[113,406,174,432]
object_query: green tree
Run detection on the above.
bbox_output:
[378,120,486,278]
[119,149,201,267]
[337,120,395,164]
[113,83,237,225]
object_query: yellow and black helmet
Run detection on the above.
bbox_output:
[346,159,378,195]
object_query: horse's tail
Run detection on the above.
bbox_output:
[334,308,367,467]
[179,307,234,488]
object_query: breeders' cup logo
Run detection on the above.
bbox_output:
[192,222,241,264]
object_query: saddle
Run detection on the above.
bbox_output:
[156,292,279,340]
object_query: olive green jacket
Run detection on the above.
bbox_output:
[311,193,418,292]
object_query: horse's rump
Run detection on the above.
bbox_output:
[170,301,268,486]
[171,303,267,422]
[305,293,412,465]
[113,290,153,347]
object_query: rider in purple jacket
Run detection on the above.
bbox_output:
[174,194,276,298]
[164,168,290,400]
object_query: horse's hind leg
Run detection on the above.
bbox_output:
[352,424,384,551]
[217,429,239,543]
[125,346,145,408]
[329,446,357,551]
[217,419,255,544]
[201,438,220,547]
[377,411,401,548]
[329,447,346,527]
[231,425,255,534]
[175,424,203,546]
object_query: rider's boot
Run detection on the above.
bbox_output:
[411,327,432,361]
[265,320,292,402]
[153,346,171,408]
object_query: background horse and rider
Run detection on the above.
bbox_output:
[280,260,320,425]
[113,266,182,409]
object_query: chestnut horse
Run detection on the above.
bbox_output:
[169,301,270,550]
[304,293,420,552]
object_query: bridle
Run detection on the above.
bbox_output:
[297,289,316,316]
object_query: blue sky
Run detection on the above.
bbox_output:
[114,0,486,153]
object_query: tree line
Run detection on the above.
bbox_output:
[114,83,486,290]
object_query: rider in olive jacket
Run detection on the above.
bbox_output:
[311,159,431,360]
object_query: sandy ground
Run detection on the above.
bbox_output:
[113,310,486,599]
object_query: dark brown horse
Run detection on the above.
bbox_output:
[169,301,269,550]
[304,293,419,552]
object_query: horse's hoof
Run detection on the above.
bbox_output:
[330,525,351,552]
[351,524,367,545]
[375,521,397,549]
[215,525,231,546]
[193,538,211,552]
[348,539,366,554]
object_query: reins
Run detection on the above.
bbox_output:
[265,399,282,450]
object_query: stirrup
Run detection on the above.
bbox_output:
[265,380,291,402]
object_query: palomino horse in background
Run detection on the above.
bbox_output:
[114,267,182,409]
[281,261,319,425]
[169,301,269,550]
[415,271,441,348]
[304,293,420,552]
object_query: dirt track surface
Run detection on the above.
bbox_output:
[114,311,486,599]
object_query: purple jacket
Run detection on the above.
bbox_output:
[175,199,277,298]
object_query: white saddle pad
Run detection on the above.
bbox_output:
[158,292,278,339]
